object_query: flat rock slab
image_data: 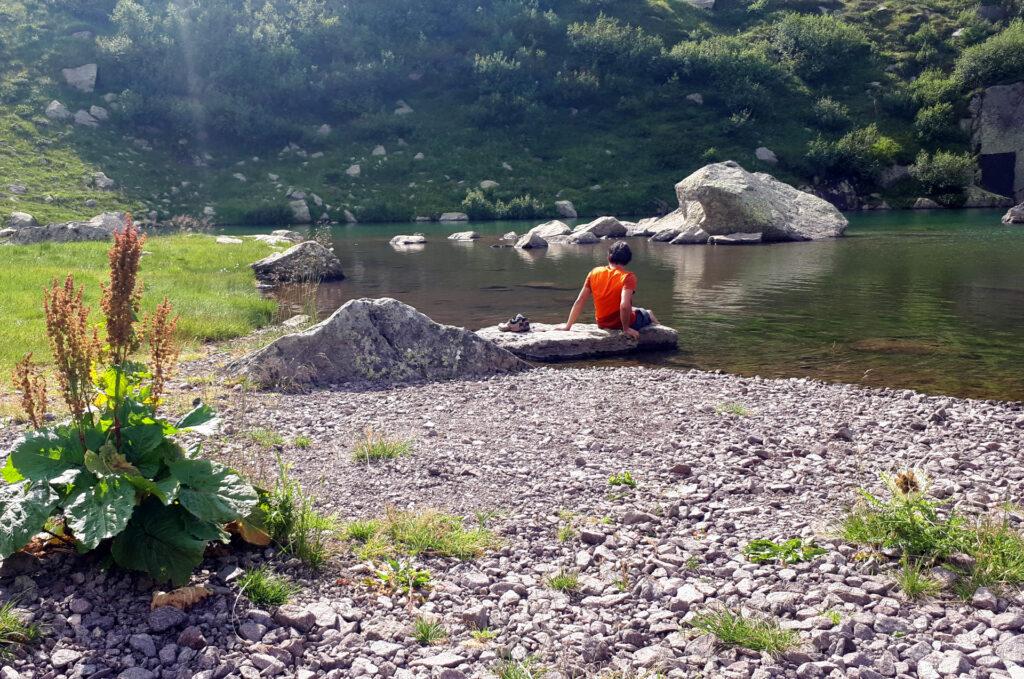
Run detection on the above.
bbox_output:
[476,323,678,361]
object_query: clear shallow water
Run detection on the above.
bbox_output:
[228,210,1024,401]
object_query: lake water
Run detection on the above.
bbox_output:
[232,210,1024,401]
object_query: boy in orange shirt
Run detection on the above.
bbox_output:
[557,242,658,339]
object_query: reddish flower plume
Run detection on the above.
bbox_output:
[101,214,145,362]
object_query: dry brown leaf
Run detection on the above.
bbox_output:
[151,586,212,611]
[226,519,272,547]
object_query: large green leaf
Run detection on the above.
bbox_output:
[110,500,223,586]
[173,403,220,435]
[170,459,257,524]
[84,443,141,478]
[64,477,137,551]
[8,429,81,482]
[126,475,180,505]
[2,456,23,483]
[0,483,58,558]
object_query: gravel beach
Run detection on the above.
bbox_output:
[2,365,1023,679]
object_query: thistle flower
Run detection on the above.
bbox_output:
[101,215,145,363]
[145,297,180,406]
[12,353,46,428]
[43,275,100,419]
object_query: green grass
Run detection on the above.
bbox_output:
[715,403,751,417]
[608,471,637,488]
[557,524,576,542]
[0,234,276,376]
[260,457,339,569]
[493,657,548,679]
[0,601,40,657]
[841,471,1024,596]
[691,608,798,655]
[342,509,496,560]
[743,538,827,565]
[471,628,498,642]
[237,567,300,607]
[294,436,312,449]
[413,616,447,645]
[372,558,431,595]
[351,430,412,463]
[249,429,285,447]
[892,558,943,599]
[547,569,580,592]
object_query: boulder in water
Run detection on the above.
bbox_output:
[390,234,427,245]
[251,241,344,285]
[515,232,548,249]
[709,232,762,245]
[670,225,710,244]
[913,197,942,209]
[528,220,572,238]
[289,200,311,224]
[1003,203,1024,224]
[572,216,626,238]
[235,298,527,389]
[673,161,847,242]
[476,323,678,361]
[448,231,480,241]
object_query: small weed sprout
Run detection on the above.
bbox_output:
[494,657,547,679]
[250,428,285,447]
[715,403,750,416]
[413,616,447,645]
[352,429,412,462]
[547,569,580,592]
[691,607,797,655]
[474,510,501,528]
[237,567,300,607]
[558,524,577,543]
[0,601,40,656]
[294,435,312,449]
[608,471,636,488]
[471,627,498,642]
[825,609,842,625]
[372,559,431,595]
[744,538,827,565]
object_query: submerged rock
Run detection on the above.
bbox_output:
[236,298,527,389]
[251,241,344,285]
[673,161,848,242]
[477,323,678,361]
[708,232,762,245]
[5,212,128,244]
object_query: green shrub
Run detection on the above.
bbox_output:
[812,97,851,131]
[345,509,496,560]
[1,225,256,586]
[910,69,960,106]
[567,13,666,77]
[771,13,873,83]
[351,430,412,463]
[668,36,788,114]
[237,566,300,606]
[914,103,957,142]
[462,189,497,220]
[806,124,901,180]
[461,190,544,220]
[744,538,826,564]
[954,21,1024,89]
[909,150,975,195]
[547,569,580,592]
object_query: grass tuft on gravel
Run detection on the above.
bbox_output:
[373,559,431,595]
[237,567,300,607]
[493,657,547,679]
[343,508,496,561]
[715,403,751,417]
[892,559,943,600]
[351,430,412,463]
[607,471,637,488]
[0,601,40,657]
[413,616,447,645]
[261,457,339,568]
[743,538,826,565]
[547,569,580,593]
[690,607,798,655]
[840,470,1024,596]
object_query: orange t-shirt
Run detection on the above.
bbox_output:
[586,265,637,329]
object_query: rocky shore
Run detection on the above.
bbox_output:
[1,364,1022,679]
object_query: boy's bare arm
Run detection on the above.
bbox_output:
[621,287,640,339]
[558,283,591,330]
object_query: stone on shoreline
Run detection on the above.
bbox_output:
[1003,202,1024,224]
[476,323,678,361]
[251,241,344,285]
[235,297,527,389]
[709,232,762,245]
[4,212,128,244]
[438,212,469,222]
[673,161,848,242]
[555,200,577,218]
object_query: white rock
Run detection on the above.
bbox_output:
[346,164,361,177]
[371,145,386,156]
[62,63,97,92]
[45,100,71,120]
[755,146,778,164]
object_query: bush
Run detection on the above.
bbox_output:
[806,124,902,180]
[910,69,960,106]
[909,150,975,195]
[2,222,257,586]
[461,190,544,220]
[668,36,789,114]
[812,97,851,131]
[770,13,873,83]
[954,21,1024,89]
[567,13,666,77]
[914,103,957,142]
[462,189,497,220]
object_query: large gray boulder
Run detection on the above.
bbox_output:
[672,161,848,242]
[6,212,128,244]
[528,220,572,239]
[251,241,344,285]
[7,212,37,229]
[448,231,480,241]
[62,63,97,92]
[289,200,311,224]
[515,232,547,249]
[45,100,71,121]
[572,216,627,238]
[438,212,469,222]
[236,298,527,389]
[476,323,678,361]
[648,210,687,242]
[555,200,577,219]
[390,234,427,246]
[1003,203,1024,224]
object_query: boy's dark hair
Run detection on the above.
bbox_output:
[608,241,632,265]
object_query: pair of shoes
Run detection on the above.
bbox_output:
[498,313,530,333]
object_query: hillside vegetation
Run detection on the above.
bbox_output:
[1,0,1023,223]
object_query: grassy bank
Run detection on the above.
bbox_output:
[0,234,276,376]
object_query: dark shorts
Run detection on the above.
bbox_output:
[631,307,653,330]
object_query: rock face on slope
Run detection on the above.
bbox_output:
[251,241,344,285]
[476,323,678,361]
[971,81,1024,202]
[672,161,848,242]
[3,212,128,244]
[236,298,528,389]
